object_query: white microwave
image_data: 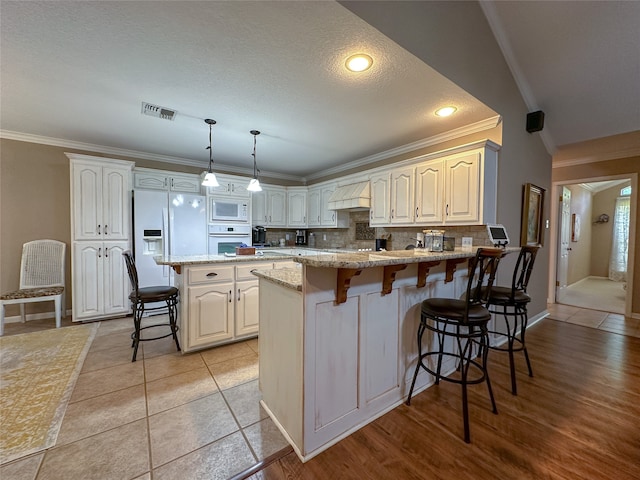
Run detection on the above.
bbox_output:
[209,197,249,223]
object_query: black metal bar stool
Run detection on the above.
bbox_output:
[406,247,503,443]
[123,251,180,362]
[485,245,539,395]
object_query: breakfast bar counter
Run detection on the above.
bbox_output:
[254,247,512,462]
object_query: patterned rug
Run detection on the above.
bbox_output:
[0,323,98,464]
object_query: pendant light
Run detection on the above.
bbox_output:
[247,130,262,192]
[200,118,220,187]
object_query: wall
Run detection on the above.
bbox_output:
[552,135,639,315]
[591,181,631,277]
[340,1,552,320]
[566,185,592,285]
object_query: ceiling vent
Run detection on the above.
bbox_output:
[141,102,177,121]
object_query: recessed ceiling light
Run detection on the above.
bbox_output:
[345,54,373,72]
[435,106,457,117]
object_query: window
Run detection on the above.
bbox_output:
[621,186,631,196]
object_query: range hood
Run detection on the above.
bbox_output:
[328,181,371,210]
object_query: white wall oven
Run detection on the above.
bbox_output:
[209,197,249,223]
[208,224,252,255]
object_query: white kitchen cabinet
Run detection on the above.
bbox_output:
[287,188,308,227]
[181,261,271,352]
[444,151,481,224]
[390,166,415,225]
[212,174,251,198]
[72,241,130,320]
[369,172,391,226]
[68,154,133,322]
[72,162,131,240]
[134,168,202,193]
[415,160,444,223]
[307,187,322,227]
[252,185,287,227]
[307,183,349,228]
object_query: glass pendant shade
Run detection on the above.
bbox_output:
[201,171,219,187]
[247,177,262,192]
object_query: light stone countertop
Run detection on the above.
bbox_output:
[252,266,303,291]
[154,251,293,266]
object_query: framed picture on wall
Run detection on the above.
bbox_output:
[520,183,546,246]
[571,213,581,242]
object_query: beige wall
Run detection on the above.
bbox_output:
[591,181,631,277]
[553,139,639,314]
[566,185,592,285]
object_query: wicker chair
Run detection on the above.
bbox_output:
[0,240,66,335]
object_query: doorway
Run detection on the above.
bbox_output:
[550,176,635,317]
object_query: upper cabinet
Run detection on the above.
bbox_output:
[210,174,251,198]
[287,188,308,227]
[307,183,349,228]
[252,185,287,227]
[134,168,201,193]
[368,142,498,227]
[72,159,133,240]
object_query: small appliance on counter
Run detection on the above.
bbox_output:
[253,226,267,245]
[295,229,307,245]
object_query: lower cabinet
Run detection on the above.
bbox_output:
[72,241,130,320]
[181,261,276,352]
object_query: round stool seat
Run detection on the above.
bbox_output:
[485,286,531,305]
[422,298,492,324]
[130,285,178,303]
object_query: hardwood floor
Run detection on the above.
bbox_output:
[245,318,640,480]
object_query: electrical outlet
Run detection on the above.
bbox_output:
[323,234,327,241]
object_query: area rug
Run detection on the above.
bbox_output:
[559,276,626,314]
[0,323,98,464]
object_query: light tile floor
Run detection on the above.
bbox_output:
[0,316,290,480]
[547,303,640,337]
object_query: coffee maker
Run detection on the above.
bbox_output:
[295,229,307,245]
[252,226,267,245]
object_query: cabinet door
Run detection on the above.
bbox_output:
[187,283,234,348]
[229,180,250,198]
[445,152,480,224]
[251,190,268,225]
[415,160,443,224]
[103,242,130,315]
[215,175,251,198]
[235,279,260,337]
[370,172,391,226]
[102,167,129,240]
[267,188,287,227]
[72,242,103,320]
[287,190,307,227]
[134,172,168,191]
[307,188,322,227]
[73,164,103,240]
[169,174,201,193]
[390,167,414,225]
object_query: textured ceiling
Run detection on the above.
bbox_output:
[0,1,497,181]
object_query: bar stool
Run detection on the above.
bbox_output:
[406,248,503,443]
[123,251,180,362]
[485,245,539,395]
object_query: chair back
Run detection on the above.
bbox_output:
[122,251,139,296]
[464,247,503,316]
[20,240,66,289]
[511,246,539,297]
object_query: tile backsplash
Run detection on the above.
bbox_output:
[262,211,491,250]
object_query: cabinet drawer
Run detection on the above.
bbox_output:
[188,265,234,284]
[236,262,272,281]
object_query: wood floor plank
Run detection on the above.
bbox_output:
[246,319,640,480]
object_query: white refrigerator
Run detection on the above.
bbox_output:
[133,190,208,288]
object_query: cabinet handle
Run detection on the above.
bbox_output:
[229,290,232,302]
[98,247,102,258]
[97,224,101,235]
[304,215,306,223]
[370,211,373,220]
[269,215,272,222]
[206,272,218,277]
[171,178,174,188]
[104,224,108,235]
[164,178,168,188]
[391,209,394,219]
[237,288,241,301]
[332,213,334,222]
[105,247,109,258]
[416,207,419,218]
[446,204,449,216]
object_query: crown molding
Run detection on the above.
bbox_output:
[305,115,502,181]
[552,145,640,168]
[0,129,302,182]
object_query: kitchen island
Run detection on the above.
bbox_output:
[155,251,301,352]
[252,247,513,462]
